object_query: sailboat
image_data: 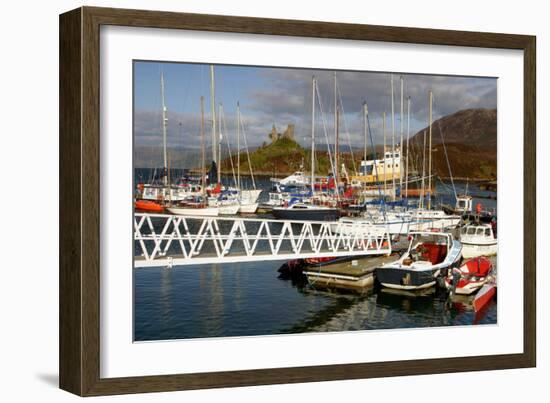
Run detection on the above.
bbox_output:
[168,96,219,217]
[272,76,339,221]
[136,72,205,205]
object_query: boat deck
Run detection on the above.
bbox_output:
[306,255,397,278]
[304,254,398,292]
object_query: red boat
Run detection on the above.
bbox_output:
[473,282,497,312]
[135,199,164,213]
[445,256,493,295]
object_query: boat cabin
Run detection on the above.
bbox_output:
[460,223,496,240]
[403,232,453,266]
[455,195,473,213]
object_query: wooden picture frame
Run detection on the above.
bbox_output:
[59,6,536,396]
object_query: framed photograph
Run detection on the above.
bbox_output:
[59,6,536,396]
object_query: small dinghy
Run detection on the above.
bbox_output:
[134,199,164,213]
[473,282,497,312]
[445,256,493,295]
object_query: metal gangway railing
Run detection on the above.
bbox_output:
[134,213,392,268]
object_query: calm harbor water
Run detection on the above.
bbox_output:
[134,261,497,341]
[134,171,497,341]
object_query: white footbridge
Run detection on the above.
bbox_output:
[134,213,392,268]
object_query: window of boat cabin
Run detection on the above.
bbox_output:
[485,228,491,236]
[412,234,447,246]
[466,227,477,235]
[476,228,485,235]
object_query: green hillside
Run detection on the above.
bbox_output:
[221,137,332,176]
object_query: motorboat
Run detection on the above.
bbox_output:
[375,231,462,290]
[459,223,497,258]
[272,202,340,221]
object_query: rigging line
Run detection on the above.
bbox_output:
[336,83,358,175]
[220,105,237,188]
[437,119,457,200]
[314,80,337,187]
[238,109,256,190]
[433,96,457,200]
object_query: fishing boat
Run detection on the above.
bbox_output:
[134,199,164,213]
[445,256,494,295]
[459,223,497,258]
[375,231,462,290]
[442,195,473,215]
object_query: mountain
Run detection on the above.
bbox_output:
[408,108,497,180]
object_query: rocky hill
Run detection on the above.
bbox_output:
[409,108,497,179]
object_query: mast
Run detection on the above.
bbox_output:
[363,102,368,173]
[420,129,427,209]
[200,96,206,196]
[383,111,387,198]
[428,90,433,210]
[363,102,369,202]
[218,102,222,185]
[334,71,339,197]
[399,75,404,196]
[311,76,316,197]
[391,74,396,201]
[405,96,411,200]
[237,101,241,191]
[335,104,340,198]
[210,65,217,169]
[160,72,168,186]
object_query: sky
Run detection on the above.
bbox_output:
[134,60,497,153]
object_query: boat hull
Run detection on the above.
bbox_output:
[134,200,164,213]
[240,189,262,203]
[167,207,219,216]
[272,207,340,221]
[376,266,441,290]
[461,241,498,258]
[473,283,496,312]
[217,204,240,215]
[239,203,259,214]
